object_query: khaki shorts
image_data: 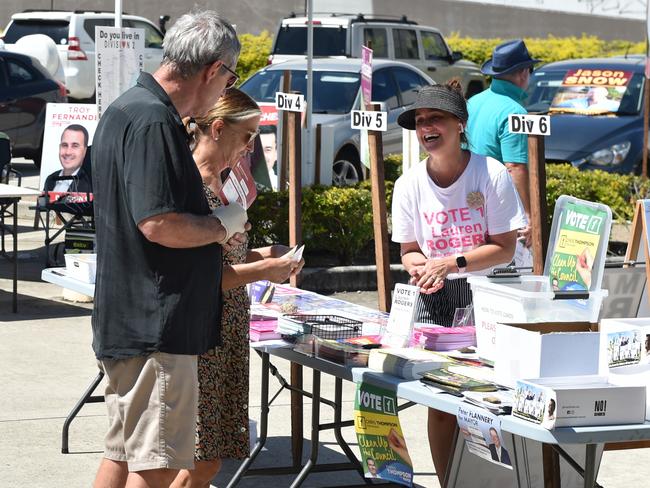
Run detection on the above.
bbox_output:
[98,352,198,472]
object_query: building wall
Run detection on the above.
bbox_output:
[372,0,645,41]
[0,0,644,42]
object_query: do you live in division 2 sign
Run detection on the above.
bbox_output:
[508,114,551,136]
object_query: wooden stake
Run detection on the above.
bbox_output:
[286,105,304,467]
[527,134,549,275]
[279,70,291,189]
[606,200,650,450]
[542,444,561,488]
[368,103,392,312]
[288,109,302,288]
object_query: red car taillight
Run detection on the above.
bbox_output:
[56,80,67,99]
[67,36,87,61]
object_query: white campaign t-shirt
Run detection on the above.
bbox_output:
[391,152,527,278]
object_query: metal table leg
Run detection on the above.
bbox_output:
[12,199,17,313]
[227,351,271,488]
[290,368,321,488]
[61,370,105,453]
[333,377,368,483]
[584,444,598,488]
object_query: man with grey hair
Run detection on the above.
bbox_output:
[91,10,247,488]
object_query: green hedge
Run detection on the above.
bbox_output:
[248,162,650,265]
[248,184,391,265]
[236,31,273,84]
[446,34,645,67]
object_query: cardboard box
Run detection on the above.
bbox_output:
[600,318,650,420]
[64,253,96,284]
[514,376,646,429]
[494,321,601,389]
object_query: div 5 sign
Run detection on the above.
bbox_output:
[351,110,387,131]
[508,114,551,136]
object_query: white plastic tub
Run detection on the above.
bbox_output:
[64,253,97,284]
[469,275,608,363]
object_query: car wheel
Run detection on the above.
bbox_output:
[332,157,362,186]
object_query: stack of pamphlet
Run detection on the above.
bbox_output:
[314,336,381,366]
[249,319,280,342]
[367,348,453,379]
[421,326,476,351]
[420,367,498,395]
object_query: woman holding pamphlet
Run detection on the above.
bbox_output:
[391,80,526,480]
[172,89,304,488]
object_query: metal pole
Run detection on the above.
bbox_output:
[305,0,314,180]
[114,0,122,28]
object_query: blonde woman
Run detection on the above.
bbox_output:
[392,80,526,480]
[172,89,303,488]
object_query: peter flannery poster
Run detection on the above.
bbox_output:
[354,383,413,486]
[456,403,512,469]
[95,27,144,117]
[549,202,608,291]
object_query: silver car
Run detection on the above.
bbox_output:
[240,58,434,185]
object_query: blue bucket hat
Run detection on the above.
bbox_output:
[481,39,540,76]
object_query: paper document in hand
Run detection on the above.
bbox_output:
[219,157,257,209]
[283,244,305,263]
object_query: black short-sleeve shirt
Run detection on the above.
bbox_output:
[91,72,222,359]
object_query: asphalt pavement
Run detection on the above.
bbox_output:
[1,161,649,487]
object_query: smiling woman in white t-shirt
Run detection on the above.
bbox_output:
[392,79,526,479]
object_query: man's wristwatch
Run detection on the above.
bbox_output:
[455,254,467,273]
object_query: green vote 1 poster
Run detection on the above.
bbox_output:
[549,201,608,291]
[354,383,413,486]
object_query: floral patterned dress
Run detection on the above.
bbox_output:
[195,185,251,461]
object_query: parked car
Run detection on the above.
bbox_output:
[525,57,645,174]
[0,49,67,166]
[2,10,164,101]
[240,58,434,185]
[270,13,485,97]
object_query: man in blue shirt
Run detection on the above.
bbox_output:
[467,39,540,248]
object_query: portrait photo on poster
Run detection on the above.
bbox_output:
[39,103,98,201]
[456,403,513,469]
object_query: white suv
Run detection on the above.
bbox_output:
[271,14,486,98]
[2,10,165,101]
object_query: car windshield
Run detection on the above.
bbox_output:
[525,68,643,116]
[241,69,361,114]
[3,19,70,44]
[273,26,347,56]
